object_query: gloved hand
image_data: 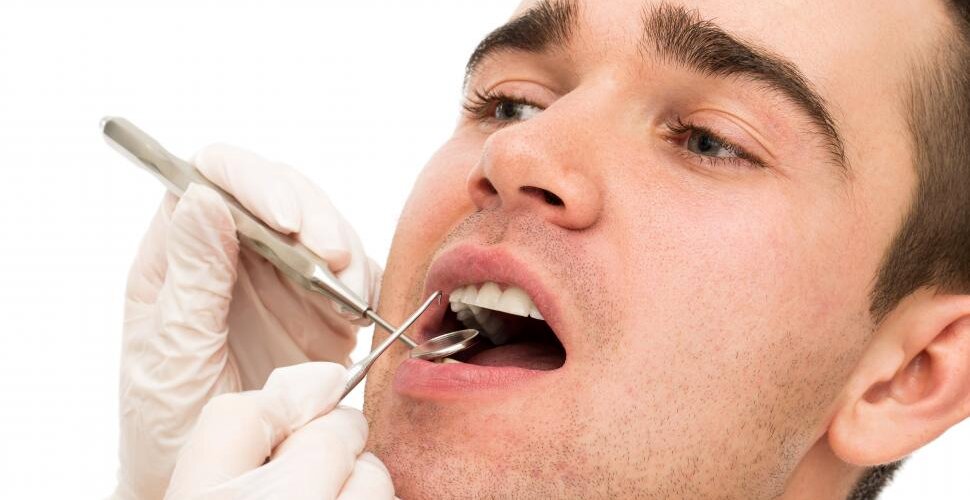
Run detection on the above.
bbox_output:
[113,145,382,500]
[165,363,395,500]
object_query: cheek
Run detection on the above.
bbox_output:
[611,171,867,360]
[382,135,482,295]
[366,134,485,409]
[589,170,869,456]
[400,141,478,244]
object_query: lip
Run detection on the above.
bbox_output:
[393,243,569,397]
[394,358,557,399]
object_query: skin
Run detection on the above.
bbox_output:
[360,1,970,498]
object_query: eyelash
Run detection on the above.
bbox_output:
[461,88,542,127]
[664,116,766,169]
[462,89,766,169]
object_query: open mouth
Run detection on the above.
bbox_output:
[435,282,566,371]
[394,244,569,397]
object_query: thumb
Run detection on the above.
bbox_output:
[155,183,239,362]
[126,183,241,434]
[166,363,349,498]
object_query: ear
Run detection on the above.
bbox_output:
[828,289,970,466]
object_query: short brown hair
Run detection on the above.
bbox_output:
[853,1,970,498]
[869,0,970,323]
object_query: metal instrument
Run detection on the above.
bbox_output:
[342,291,440,398]
[409,329,479,361]
[101,116,480,397]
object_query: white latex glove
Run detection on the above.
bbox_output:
[165,363,395,500]
[114,145,382,500]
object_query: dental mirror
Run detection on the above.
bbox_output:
[410,329,480,361]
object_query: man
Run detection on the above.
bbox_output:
[116,0,970,498]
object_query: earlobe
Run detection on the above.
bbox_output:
[827,291,970,466]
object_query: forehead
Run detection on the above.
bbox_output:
[510,0,940,66]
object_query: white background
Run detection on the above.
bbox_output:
[0,1,965,498]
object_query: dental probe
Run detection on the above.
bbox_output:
[341,292,439,398]
[100,116,421,348]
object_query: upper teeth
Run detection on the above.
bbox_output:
[449,282,544,319]
[448,282,544,345]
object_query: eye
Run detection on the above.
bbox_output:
[686,131,739,159]
[665,117,766,169]
[463,89,543,126]
[494,100,542,122]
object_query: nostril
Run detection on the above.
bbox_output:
[477,178,498,196]
[520,186,565,207]
[542,190,564,207]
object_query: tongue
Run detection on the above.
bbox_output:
[464,341,564,371]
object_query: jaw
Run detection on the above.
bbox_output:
[780,438,865,500]
[363,365,595,499]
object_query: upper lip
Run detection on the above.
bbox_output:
[412,243,568,352]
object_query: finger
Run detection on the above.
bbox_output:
[123,186,242,496]
[290,178,375,324]
[150,184,239,369]
[191,143,302,236]
[336,453,396,500]
[332,255,381,327]
[193,143,359,275]
[226,252,353,376]
[166,363,348,496]
[191,408,369,500]
[127,184,240,412]
[284,169,358,272]
[125,192,178,305]
[193,143,375,324]
[368,257,384,310]
[255,408,370,500]
[285,173,374,316]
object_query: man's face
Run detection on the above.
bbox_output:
[363,0,940,497]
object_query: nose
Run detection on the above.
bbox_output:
[466,121,603,230]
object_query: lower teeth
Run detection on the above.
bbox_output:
[456,309,525,346]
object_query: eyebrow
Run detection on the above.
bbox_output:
[640,3,846,169]
[463,0,578,88]
[464,0,847,170]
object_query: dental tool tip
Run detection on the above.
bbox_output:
[100,116,116,132]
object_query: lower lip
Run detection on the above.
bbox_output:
[393,358,552,399]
